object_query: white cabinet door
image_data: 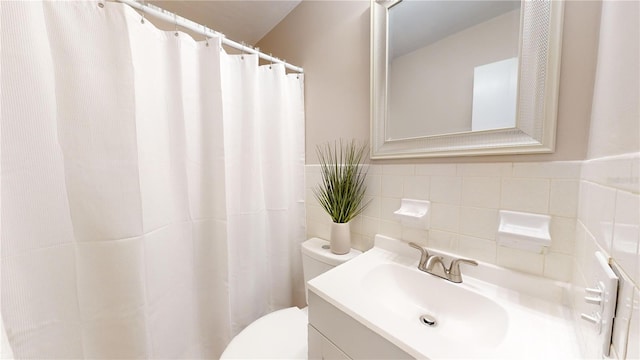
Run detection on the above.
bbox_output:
[308,324,351,360]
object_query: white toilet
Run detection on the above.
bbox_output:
[220,237,361,359]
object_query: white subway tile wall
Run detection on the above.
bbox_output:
[501,177,551,213]
[572,153,640,359]
[429,176,462,204]
[462,177,501,209]
[550,180,580,217]
[305,161,578,279]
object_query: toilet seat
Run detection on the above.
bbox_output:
[220,307,308,359]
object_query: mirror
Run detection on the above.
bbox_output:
[371,0,565,159]
[388,1,521,139]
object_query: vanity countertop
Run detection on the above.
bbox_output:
[308,235,582,359]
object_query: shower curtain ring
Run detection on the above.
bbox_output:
[140,1,145,23]
[174,14,179,37]
[269,54,273,69]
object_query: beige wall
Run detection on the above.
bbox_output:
[257,1,371,163]
[586,0,640,159]
[389,10,519,139]
[258,0,602,164]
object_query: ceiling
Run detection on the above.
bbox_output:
[147,1,301,45]
[389,0,521,59]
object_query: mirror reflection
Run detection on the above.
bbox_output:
[387,0,521,140]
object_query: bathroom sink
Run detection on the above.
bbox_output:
[362,263,508,348]
[307,234,581,359]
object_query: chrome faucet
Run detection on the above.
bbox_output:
[408,242,478,283]
[425,255,449,279]
[448,258,479,283]
[408,242,429,270]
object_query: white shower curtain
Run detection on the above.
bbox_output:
[0,1,306,358]
[221,55,307,335]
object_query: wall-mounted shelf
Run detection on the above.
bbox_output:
[394,199,430,229]
[497,210,551,253]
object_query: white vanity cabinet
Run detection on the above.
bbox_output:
[308,325,350,360]
[307,292,413,359]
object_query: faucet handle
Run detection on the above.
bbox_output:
[448,258,478,283]
[408,242,429,270]
[425,255,445,271]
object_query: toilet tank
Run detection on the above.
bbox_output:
[301,238,361,302]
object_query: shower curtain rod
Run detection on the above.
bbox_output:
[115,0,304,73]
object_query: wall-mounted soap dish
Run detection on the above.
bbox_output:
[497,210,551,253]
[394,199,430,229]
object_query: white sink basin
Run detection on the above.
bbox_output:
[362,263,509,348]
[307,234,581,359]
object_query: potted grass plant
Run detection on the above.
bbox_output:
[313,139,370,254]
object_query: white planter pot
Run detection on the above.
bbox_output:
[330,222,351,255]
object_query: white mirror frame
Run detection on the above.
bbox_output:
[371,0,565,159]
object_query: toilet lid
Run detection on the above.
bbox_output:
[220,307,308,359]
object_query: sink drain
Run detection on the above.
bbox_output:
[420,314,437,327]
